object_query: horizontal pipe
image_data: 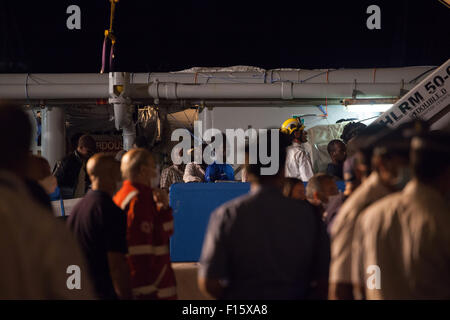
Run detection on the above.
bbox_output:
[0,82,414,101]
[0,65,432,101]
[0,65,434,85]
[0,84,109,99]
[0,73,108,85]
[135,83,415,100]
[130,66,435,84]
[2,66,433,85]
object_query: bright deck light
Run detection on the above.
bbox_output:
[346,104,393,113]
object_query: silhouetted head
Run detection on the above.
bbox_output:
[87,153,121,196]
[77,134,97,159]
[0,103,32,175]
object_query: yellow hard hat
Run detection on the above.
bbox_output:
[281,118,305,135]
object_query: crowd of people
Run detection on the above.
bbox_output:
[52,118,356,200]
[0,102,449,300]
[199,118,450,300]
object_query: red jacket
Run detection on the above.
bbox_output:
[114,180,177,300]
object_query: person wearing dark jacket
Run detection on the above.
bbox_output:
[53,134,97,199]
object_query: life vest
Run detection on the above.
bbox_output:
[114,180,177,300]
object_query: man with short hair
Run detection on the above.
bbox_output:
[198,131,330,300]
[306,173,339,218]
[0,103,95,299]
[160,149,185,191]
[352,131,450,299]
[54,134,97,199]
[329,123,418,300]
[326,140,346,180]
[68,153,131,300]
[160,163,184,190]
[340,122,367,145]
[114,148,177,300]
[282,177,306,201]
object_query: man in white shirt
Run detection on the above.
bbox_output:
[352,131,450,299]
[282,118,314,182]
[329,122,420,300]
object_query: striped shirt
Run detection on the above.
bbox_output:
[160,165,184,190]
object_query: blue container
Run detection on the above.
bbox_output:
[169,182,250,262]
[169,180,345,262]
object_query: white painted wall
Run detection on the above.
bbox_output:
[199,104,380,131]
[198,104,381,180]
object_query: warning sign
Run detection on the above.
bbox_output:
[374,59,450,128]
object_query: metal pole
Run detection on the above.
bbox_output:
[25,109,39,155]
[41,106,66,170]
[109,72,136,150]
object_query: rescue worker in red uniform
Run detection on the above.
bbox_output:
[114,148,177,300]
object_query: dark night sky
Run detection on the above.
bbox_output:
[1,0,449,73]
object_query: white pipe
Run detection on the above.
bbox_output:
[140,82,415,100]
[0,66,435,101]
[113,103,135,150]
[129,66,435,84]
[0,73,108,84]
[0,84,109,99]
[41,106,66,170]
[0,66,434,85]
[109,72,136,150]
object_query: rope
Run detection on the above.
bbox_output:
[109,40,115,71]
[100,35,107,73]
[25,73,30,104]
[358,115,379,123]
[408,67,437,84]
[100,0,119,74]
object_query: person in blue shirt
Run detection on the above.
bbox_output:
[205,162,235,182]
[205,134,235,182]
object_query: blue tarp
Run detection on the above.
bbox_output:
[169,181,346,262]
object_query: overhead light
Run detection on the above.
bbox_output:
[342,98,397,113]
[346,104,392,112]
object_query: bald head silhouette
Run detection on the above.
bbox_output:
[87,153,121,196]
[120,148,156,186]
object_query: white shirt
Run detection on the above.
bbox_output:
[183,162,205,183]
[285,142,314,182]
[352,179,450,299]
[329,171,391,284]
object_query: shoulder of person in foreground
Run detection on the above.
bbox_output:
[0,179,96,299]
[44,218,97,299]
[330,179,376,237]
[359,191,404,229]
